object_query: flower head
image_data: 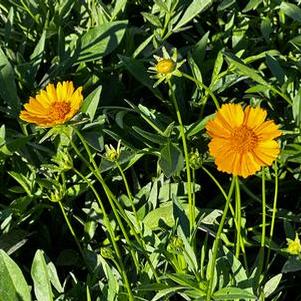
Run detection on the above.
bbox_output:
[148,47,185,87]
[206,104,281,178]
[189,149,203,170]
[286,233,301,255]
[104,140,121,162]
[20,81,83,127]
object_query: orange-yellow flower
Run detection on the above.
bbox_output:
[19,81,83,127]
[206,104,281,178]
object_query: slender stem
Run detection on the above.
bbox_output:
[167,80,194,235]
[58,201,85,259]
[71,127,160,282]
[261,170,266,248]
[235,177,241,258]
[255,169,267,288]
[181,72,220,109]
[70,139,140,272]
[192,168,196,221]
[115,161,140,228]
[206,177,236,301]
[267,162,279,265]
[72,168,134,301]
[201,166,248,270]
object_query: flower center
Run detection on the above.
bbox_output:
[156,59,176,74]
[48,102,71,121]
[230,126,258,153]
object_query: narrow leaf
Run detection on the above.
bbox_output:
[174,0,213,32]
[0,250,31,301]
[31,250,53,301]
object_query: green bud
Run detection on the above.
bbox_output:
[104,140,121,162]
[189,149,203,170]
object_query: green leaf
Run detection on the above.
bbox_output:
[213,287,256,299]
[81,85,102,121]
[280,2,301,23]
[132,126,169,145]
[292,87,301,126]
[211,51,224,85]
[217,0,235,12]
[133,34,154,58]
[27,30,46,82]
[187,114,214,138]
[265,54,285,85]
[263,273,282,298]
[0,47,20,117]
[8,171,32,196]
[0,250,31,301]
[159,142,184,178]
[242,0,262,12]
[282,256,301,273]
[261,17,272,42]
[143,203,200,229]
[77,21,127,63]
[151,286,184,301]
[166,273,200,290]
[224,51,269,87]
[223,246,253,293]
[143,203,174,229]
[119,55,163,100]
[173,0,213,32]
[111,0,127,20]
[192,31,209,69]
[187,52,203,83]
[47,262,63,293]
[31,250,53,301]
[141,12,162,27]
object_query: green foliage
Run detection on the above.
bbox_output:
[1,0,301,300]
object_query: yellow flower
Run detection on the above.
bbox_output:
[206,104,281,178]
[19,81,83,127]
[286,234,301,255]
[148,47,185,87]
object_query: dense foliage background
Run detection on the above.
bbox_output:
[1,0,301,300]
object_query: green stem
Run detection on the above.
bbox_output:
[72,168,134,301]
[206,177,236,301]
[201,166,248,270]
[235,177,241,258]
[70,139,140,273]
[261,170,266,248]
[58,200,85,259]
[167,80,194,235]
[267,162,279,265]
[71,127,160,282]
[115,161,140,228]
[255,169,267,288]
[181,72,220,109]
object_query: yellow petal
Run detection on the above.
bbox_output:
[206,118,232,138]
[218,103,244,128]
[45,83,57,102]
[243,106,267,129]
[255,120,282,140]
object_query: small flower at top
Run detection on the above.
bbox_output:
[286,233,301,255]
[104,140,121,162]
[206,103,281,178]
[148,47,185,87]
[19,81,83,128]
